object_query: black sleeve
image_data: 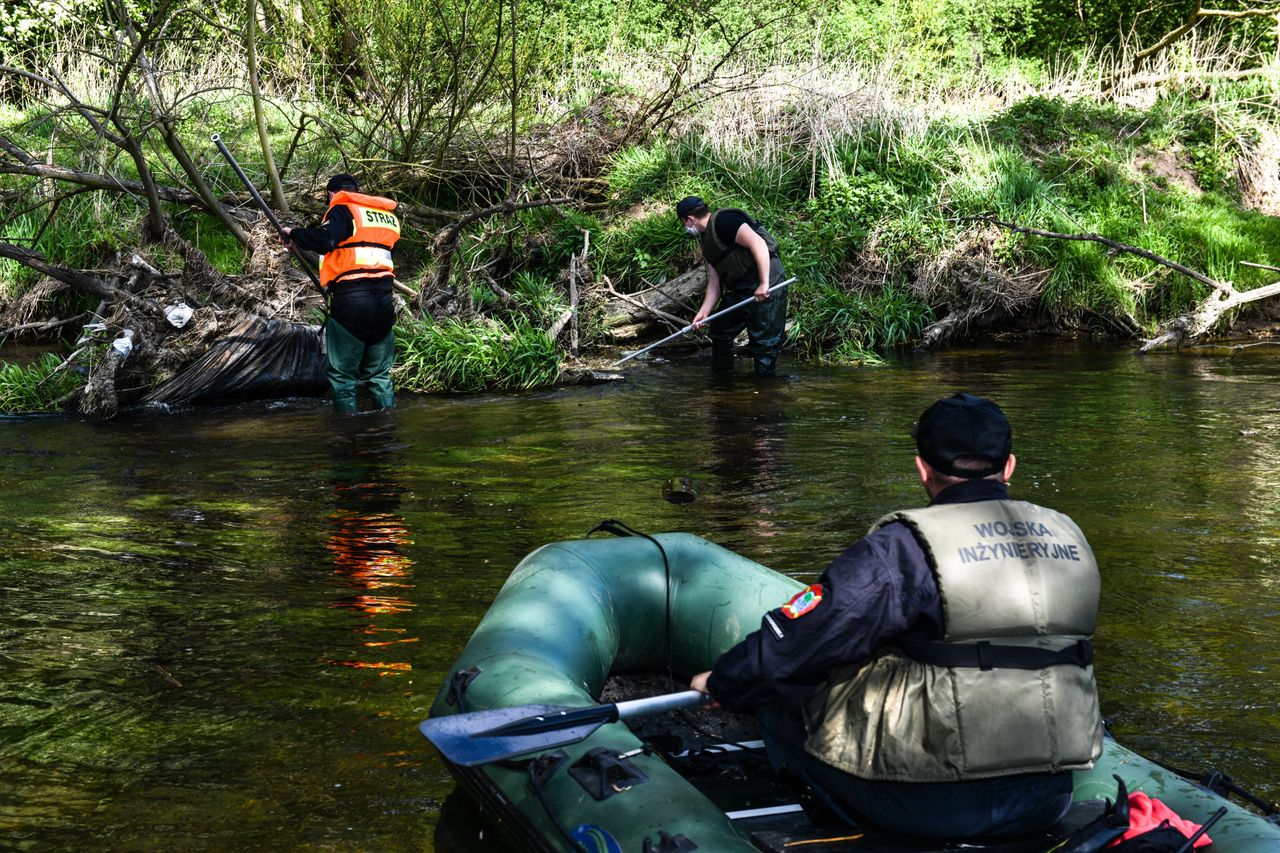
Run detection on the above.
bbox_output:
[289,205,354,254]
[713,210,752,248]
[705,522,943,712]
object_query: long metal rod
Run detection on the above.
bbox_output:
[725,804,805,821]
[210,133,324,293]
[613,276,795,366]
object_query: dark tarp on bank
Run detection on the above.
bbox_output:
[144,314,327,406]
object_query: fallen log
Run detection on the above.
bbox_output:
[968,216,1280,351]
[0,241,160,312]
[600,267,705,341]
[1139,280,1280,352]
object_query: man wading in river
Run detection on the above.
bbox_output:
[677,196,787,376]
[691,393,1104,839]
[283,174,400,413]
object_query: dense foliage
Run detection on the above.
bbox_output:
[0,353,84,413]
[3,0,1280,410]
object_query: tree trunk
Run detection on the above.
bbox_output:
[600,267,706,341]
[247,0,290,214]
[1139,281,1280,352]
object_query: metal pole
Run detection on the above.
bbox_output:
[210,133,324,293]
[613,277,794,367]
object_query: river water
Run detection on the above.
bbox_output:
[2,342,1277,850]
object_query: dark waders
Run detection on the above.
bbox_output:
[326,320,394,413]
[709,255,787,375]
[325,285,396,413]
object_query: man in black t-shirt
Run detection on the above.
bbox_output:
[676,196,787,376]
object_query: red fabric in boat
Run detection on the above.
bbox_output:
[1109,791,1213,848]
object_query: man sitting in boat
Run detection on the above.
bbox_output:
[691,392,1104,839]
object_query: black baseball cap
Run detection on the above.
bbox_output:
[675,196,704,221]
[914,393,1012,478]
[326,173,359,193]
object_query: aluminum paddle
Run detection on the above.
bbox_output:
[420,689,709,766]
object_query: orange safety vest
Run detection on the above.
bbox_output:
[318,191,401,288]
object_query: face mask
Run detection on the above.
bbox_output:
[684,225,699,237]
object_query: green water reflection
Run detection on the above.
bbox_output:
[1,342,1277,850]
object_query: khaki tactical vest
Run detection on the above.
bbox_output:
[700,208,779,287]
[804,500,1104,782]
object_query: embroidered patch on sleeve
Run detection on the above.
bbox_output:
[781,584,824,620]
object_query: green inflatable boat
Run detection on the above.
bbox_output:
[425,533,1280,852]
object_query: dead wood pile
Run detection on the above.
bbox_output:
[0,218,326,418]
[913,226,1050,347]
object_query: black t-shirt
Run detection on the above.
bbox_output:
[713,209,752,250]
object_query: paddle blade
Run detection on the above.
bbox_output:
[421,704,605,766]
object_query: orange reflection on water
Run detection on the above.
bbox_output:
[363,637,419,648]
[331,594,413,615]
[327,504,417,677]
[329,660,413,672]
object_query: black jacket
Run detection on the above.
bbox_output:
[707,478,1011,711]
[289,204,354,254]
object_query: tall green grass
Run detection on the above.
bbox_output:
[0,354,82,413]
[789,283,933,365]
[393,316,562,393]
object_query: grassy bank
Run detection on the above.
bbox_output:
[0,354,83,413]
[568,51,1280,363]
[4,30,1280,411]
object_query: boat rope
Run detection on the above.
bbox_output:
[525,756,587,852]
[1144,755,1279,821]
[586,519,676,691]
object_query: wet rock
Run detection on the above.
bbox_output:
[662,477,697,504]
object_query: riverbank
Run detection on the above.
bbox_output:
[5,41,1280,413]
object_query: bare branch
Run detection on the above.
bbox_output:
[968,215,1229,294]
[0,314,89,340]
[0,241,159,313]
[0,159,242,209]
[1125,0,1280,75]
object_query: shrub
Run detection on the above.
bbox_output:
[393,316,562,393]
[0,353,82,413]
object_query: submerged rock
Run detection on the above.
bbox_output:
[662,477,697,504]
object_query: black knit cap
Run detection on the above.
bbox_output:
[675,195,704,221]
[326,173,359,193]
[914,393,1012,478]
